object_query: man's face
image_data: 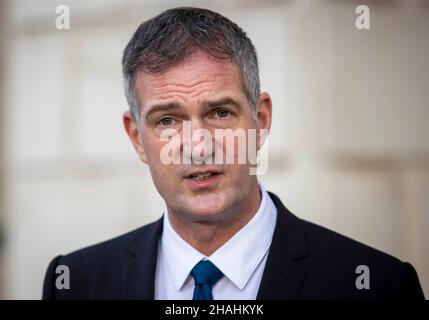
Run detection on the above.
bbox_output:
[124,51,271,222]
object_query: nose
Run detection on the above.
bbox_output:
[182,118,214,165]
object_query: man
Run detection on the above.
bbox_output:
[43,7,424,300]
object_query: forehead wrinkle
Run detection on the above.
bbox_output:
[154,76,217,89]
[147,78,226,106]
[149,87,214,105]
[136,53,246,111]
[151,83,215,97]
[141,60,235,93]
[148,79,219,98]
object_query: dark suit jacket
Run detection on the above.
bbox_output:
[43,192,425,299]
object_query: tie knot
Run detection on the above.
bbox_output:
[191,260,223,286]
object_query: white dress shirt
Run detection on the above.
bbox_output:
[154,182,277,300]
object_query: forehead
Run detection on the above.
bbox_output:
[134,51,246,108]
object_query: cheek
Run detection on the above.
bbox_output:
[142,134,164,163]
[148,163,180,197]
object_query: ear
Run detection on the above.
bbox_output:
[123,111,148,164]
[255,92,272,151]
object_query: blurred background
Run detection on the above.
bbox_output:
[0,0,428,299]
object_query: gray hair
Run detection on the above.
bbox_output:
[122,7,260,124]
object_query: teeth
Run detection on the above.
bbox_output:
[191,172,213,180]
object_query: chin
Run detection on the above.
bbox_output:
[177,192,234,222]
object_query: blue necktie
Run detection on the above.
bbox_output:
[190,260,223,300]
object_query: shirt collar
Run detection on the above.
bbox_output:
[161,209,205,291]
[160,182,277,291]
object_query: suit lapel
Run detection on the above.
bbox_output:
[257,192,310,300]
[120,191,309,300]
[122,217,163,299]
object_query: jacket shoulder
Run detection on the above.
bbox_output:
[42,218,162,299]
[297,219,424,299]
[302,219,401,265]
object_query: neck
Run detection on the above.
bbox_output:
[167,181,262,256]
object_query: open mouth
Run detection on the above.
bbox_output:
[183,170,222,190]
[188,172,220,180]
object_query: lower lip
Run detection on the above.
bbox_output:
[184,174,222,190]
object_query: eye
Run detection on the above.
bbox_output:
[158,117,176,126]
[215,109,231,118]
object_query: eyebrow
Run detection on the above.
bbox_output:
[143,97,243,121]
[143,102,182,121]
[203,97,242,111]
